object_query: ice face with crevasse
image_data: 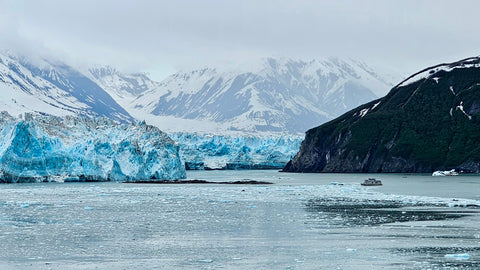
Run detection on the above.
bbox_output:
[170,132,303,170]
[0,112,186,183]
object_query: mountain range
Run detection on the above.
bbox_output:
[0,53,133,122]
[0,52,402,134]
[284,57,480,173]
[129,58,401,133]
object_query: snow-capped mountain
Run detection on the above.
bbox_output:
[0,52,403,135]
[130,58,403,134]
[0,52,133,122]
[0,52,407,173]
[88,66,159,109]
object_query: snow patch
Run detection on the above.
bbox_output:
[359,108,369,118]
[456,101,472,120]
[397,57,480,88]
[449,86,456,95]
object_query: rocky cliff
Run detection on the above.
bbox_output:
[284,57,480,173]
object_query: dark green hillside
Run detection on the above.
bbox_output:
[284,57,480,173]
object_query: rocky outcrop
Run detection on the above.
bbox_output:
[284,57,480,173]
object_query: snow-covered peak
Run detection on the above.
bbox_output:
[88,66,159,106]
[0,51,405,135]
[0,52,134,123]
[129,57,403,134]
[154,67,219,98]
[397,57,480,88]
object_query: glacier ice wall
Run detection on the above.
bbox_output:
[0,112,186,183]
[170,132,303,170]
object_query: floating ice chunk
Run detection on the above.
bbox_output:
[444,253,470,260]
[198,259,213,263]
[328,182,344,186]
[84,206,93,210]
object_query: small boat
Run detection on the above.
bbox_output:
[432,169,459,176]
[361,178,382,186]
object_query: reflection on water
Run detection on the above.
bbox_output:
[1,171,480,269]
[305,197,470,227]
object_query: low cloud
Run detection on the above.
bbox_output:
[2,0,479,80]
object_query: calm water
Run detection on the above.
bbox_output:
[1,171,480,269]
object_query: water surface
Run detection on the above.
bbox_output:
[1,171,479,269]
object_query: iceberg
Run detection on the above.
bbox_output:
[0,112,186,183]
[170,133,303,170]
[432,169,459,176]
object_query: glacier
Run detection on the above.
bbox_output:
[0,112,186,183]
[170,132,303,170]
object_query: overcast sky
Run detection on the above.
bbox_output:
[1,0,479,80]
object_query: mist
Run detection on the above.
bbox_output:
[2,0,479,80]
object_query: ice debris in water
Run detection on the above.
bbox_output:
[307,183,480,208]
[0,112,186,183]
[328,182,344,186]
[444,253,470,260]
[197,259,214,263]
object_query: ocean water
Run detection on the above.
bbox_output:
[0,171,479,269]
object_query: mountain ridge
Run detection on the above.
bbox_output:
[0,52,403,135]
[283,56,480,173]
[0,52,134,122]
[129,57,401,134]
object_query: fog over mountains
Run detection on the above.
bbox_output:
[0,52,402,134]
